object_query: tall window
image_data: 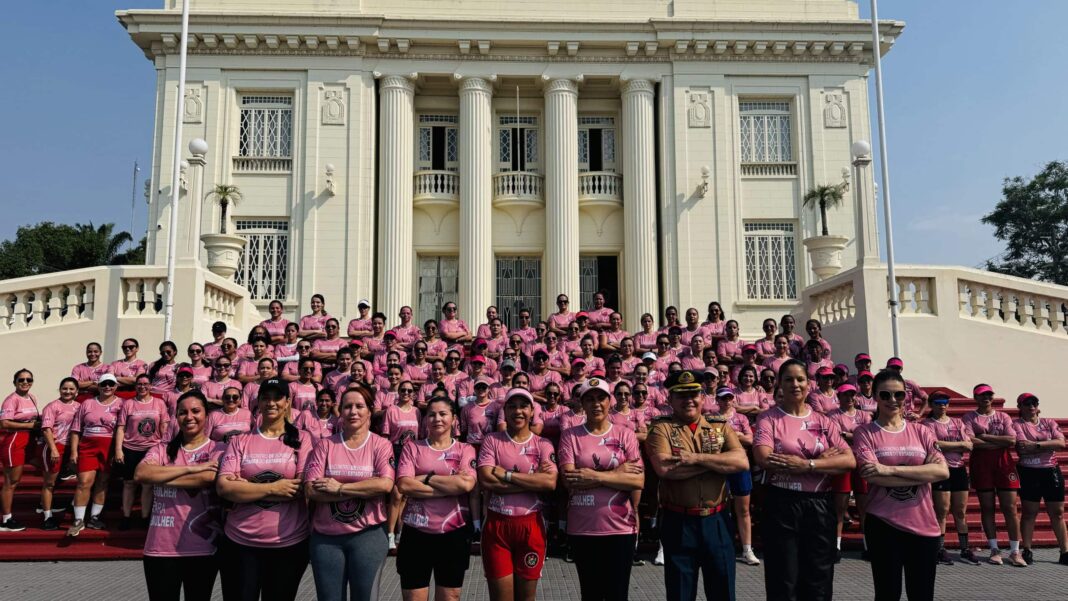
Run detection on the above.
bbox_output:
[496,256,541,330]
[744,222,798,300]
[239,95,293,158]
[579,256,619,312]
[578,117,616,172]
[417,115,459,171]
[234,220,290,301]
[498,116,539,172]
[739,101,793,173]
[418,256,459,326]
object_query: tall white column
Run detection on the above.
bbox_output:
[543,78,580,317]
[853,153,880,266]
[622,79,660,331]
[458,77,494,322]
[376,75,415,317]
[180,152,205,263]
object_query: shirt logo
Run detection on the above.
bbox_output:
[331,499,366,524]
[136,418,157,437]
[887,486,918,502]
[249,470,283,509]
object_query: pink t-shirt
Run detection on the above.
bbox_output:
[548,312,575,332]
[219,429,313,547]
[71,397,122,439]
[559,410,587,433]
[700,321,727,340]
[461,400,501,446]
[853,422,944,537]
[539,404,569,443]
[150,363,177,396]
[299,313,332,333]
[110,359,148,380]
[312,337,347,360]
[201,379,240,404]
[557,424,642,536]
[71,362,111,384]
[117,397,169,451]
[753,407,849,492]
[920,417,973,468]
[40,399,77,445]
[855,394,877,412]
[295,410,338,440]
[260,318,292,339]
[1012,418,1064,468]
[142,440,226,557]
[961,410,1015,439]
[381,405,422,445]
[206,408,253,443]
[288,382,321,413]
[806,390,839,414]
[397,439,477,533]
[734,388,771,413]
[346,317,373,338]
[527,370,562,395]
[586,307,614,329]
[827,408,872,436]
[303,432,395,535]
[762,356,791,375]
[1,392,39,425]
[477,431,557,517]
[608,409,645,434]
[438,318,471,341]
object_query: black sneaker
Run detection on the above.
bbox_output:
[118,516,131,531]
[0,518,26,532]
[85,515,106,530]
[42,516,60,531]
[632,552,646,567]
[959,548,981,565]
[835,550,843,564]
[860,550,871,562]
[563,545,574,563]
[937,548,953,565]
[1022,548,1034,565]
[1059,552,1068,566]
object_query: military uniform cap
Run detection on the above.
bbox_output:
[665,370,703,392]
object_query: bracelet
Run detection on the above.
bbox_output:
[423,472,434,485]
[504,470,513,483]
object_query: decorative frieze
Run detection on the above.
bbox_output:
[687,90,711,128]
[321,89,345,126]
[183,87,203,124]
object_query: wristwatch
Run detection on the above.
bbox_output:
[808,459,816,472]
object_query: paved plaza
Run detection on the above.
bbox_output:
[1,549,1066,600]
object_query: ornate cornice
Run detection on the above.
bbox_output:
[457,76,494,95]
[376,73,417,93]
[543,77,579,97]
[621,78,655,96]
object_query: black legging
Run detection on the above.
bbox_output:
[142,554,218,601]
[570,533,637,601]
[218,534,310,601]
[760,486,837,601]
[864,514,939,601]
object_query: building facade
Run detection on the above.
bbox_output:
[121,0,901,333]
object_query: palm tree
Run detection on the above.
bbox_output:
[76,223,134,266]
[207,184,242,234]
[802,183,848,237]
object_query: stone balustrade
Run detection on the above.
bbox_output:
[413,170,459,201]
[578,171,623,203]
[492,171,544,203]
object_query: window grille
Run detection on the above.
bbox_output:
[499,116,537,126]
[418,256,459,325]
[419,115,458,124]
[239,95,293,158]
[496,256,542,330]
[234,220,290,301]
[579,257,599,311]
[579,116,615,126]
[744,222,798,300]
[739,101,792,164]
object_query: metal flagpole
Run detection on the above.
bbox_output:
[164,0,191,341]
[869,0,901,357]
[129,160,140,250]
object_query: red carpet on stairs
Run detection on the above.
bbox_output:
[1,387,1064,561]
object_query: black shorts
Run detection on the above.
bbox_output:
[1017,466,1065,503]
[396,524,473,589]
[119,446,149,481]
[932,466,969,493]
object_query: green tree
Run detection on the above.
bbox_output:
[802,183,847,236]
[982,161,1068,285]
[0,222,142,280]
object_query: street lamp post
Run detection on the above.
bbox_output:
[850,140,878,266]
[163,0,191,341]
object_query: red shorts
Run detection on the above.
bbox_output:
[970,448,1020,491]
[482,512,547,581]
[830,468,870,495]
[77,436,114,473]
[42,443,67,474]
[1,431,31,468]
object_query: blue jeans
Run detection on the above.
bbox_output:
[660,510,736,601]
[309,524,389,601]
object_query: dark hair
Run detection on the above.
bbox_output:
[58,376,79,390]
[806,319,822,331]
[12,368,33,384]
[335,347,354,360]
[774,333,789,344]
[872,369,905,394]
[135,373,152,384]
[424,319,439,331]
[285,322,299,332]
[426,396,456,416]
[122,338,139,348]
[340,386,375,413]
[167,390,211,462]
[316,388,336,403]
[269,300,283,310]
[738,365,759,383]
[775,359,809,390]
[706,301,724,321]
[86,341,102,352]
[372,312,387,323]
[257,382,301,451]
[148,341,178,380]
[311,293,326,306]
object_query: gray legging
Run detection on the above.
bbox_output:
[309,524,389,601]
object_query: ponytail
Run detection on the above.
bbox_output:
[149,341,178,381]
[282,420,301,451]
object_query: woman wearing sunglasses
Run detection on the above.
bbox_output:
[921,392,979,565]
[547,294,575,337]
[200,358,237,408]
[962,383,1025,566]
[439,303,473,346]
[1,369,40,532]
[382,380,422,550]
[288,358,324,414]
[205,385,252,443]
[148,341,179,396]
[67,373,123,536]
[114,373,169,530]
[111,338,147,389]
[311,318,346,372]
[185,343,212,386]
[1011,393,1068,565]
[853,371,949,601]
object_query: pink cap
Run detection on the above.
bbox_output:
[973,384,994,396]
[742,344,758,353]
[176,366,195,377]
[1017,392,1039,405]
[473,338,488,347]
[816,366,835,377]
[469,355,486,364]
[504,387,535,405]
[834,363,850,374]
[886,357,904,368]
[383,329,397,339]
[857,370,874,380]
[473,377,493,389]
[572,357,587,366]
[348,338,364,348]
[855,353,872,362]
[576,311,590,319]
[836,383,858,395]
[574,377,610,399]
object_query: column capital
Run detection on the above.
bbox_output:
[542,77,579,97]
[456,75,495,95]
[621,78,656,97]
[377,73,416,94]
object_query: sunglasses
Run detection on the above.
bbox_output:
[634,391,648,396]
[558,299,569,304]
[301,366,315,371]
[546,392,560,397]
[444,307,457,312]
[877,390,908,402]
[16,377,33,383]
[99,381,116,387]
[122,345,137,350]
[399,389,415,395]
[223,394,241,401]
[215,363,231,368]
[297,346,311,351]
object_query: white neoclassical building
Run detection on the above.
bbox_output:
[120,0,895,333]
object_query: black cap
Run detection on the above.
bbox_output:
[212,321,227,332]
[258,378,289,399]
[664,370,703,392]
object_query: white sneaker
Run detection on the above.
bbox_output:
[653,544,665,566]
[741,549,761,566]
[388,533,397,550]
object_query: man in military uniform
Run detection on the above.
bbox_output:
[645,369,749,601]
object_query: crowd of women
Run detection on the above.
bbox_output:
[0,292,1065,601]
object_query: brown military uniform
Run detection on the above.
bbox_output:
[645,414,740,511]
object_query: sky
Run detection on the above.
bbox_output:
[2,1,1067,268]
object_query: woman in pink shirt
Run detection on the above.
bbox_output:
[476,305,506,340]
[396,397,479,600]
[754,359,855,601]
[548,294,576,336]
[304,386,395,601]
[310,318,346,371]
[392,305,423,352]
[752,318,778,361]
[715,320,745,380]
[237,337,273,384]
[67,373,123,536]
[827,383,873,560]
[659,305,682,334]
[717,388,761,566]
[778,314,806,358]
[633,313,658,353]
[382,380,422,550]
[761,334,792,376]
[295,388,338,440]
[147,341,178,396]
[804,319,833,361]
[853,371,949,601]
[439,302,473,345]
[200,356,237,408]
[558,379,644,601]
[273,322,301,361]
[185,342,212,386]
[1,369,39,532]
[288,358,322,413]
[205,385,252,443]
[114,373,169,530]
[855,371,877,411]
[1012,393,1068,565]
[111,338,148,389]
[421,319,448,362]
[598,312,628,354]
[72,342,111,396]
[216,379,312,600]
[701,301,727,342]
[135,390,225,601]
[346,298,374,340]
[461,379,502,447]
[477,388,558,601]
[921,392,979,565]
[280,340,320,383]
[260,299,292,344]
[38,377,79,530]
[298,293,331,341]
[806,367,839,414]
[733,365,770,420]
